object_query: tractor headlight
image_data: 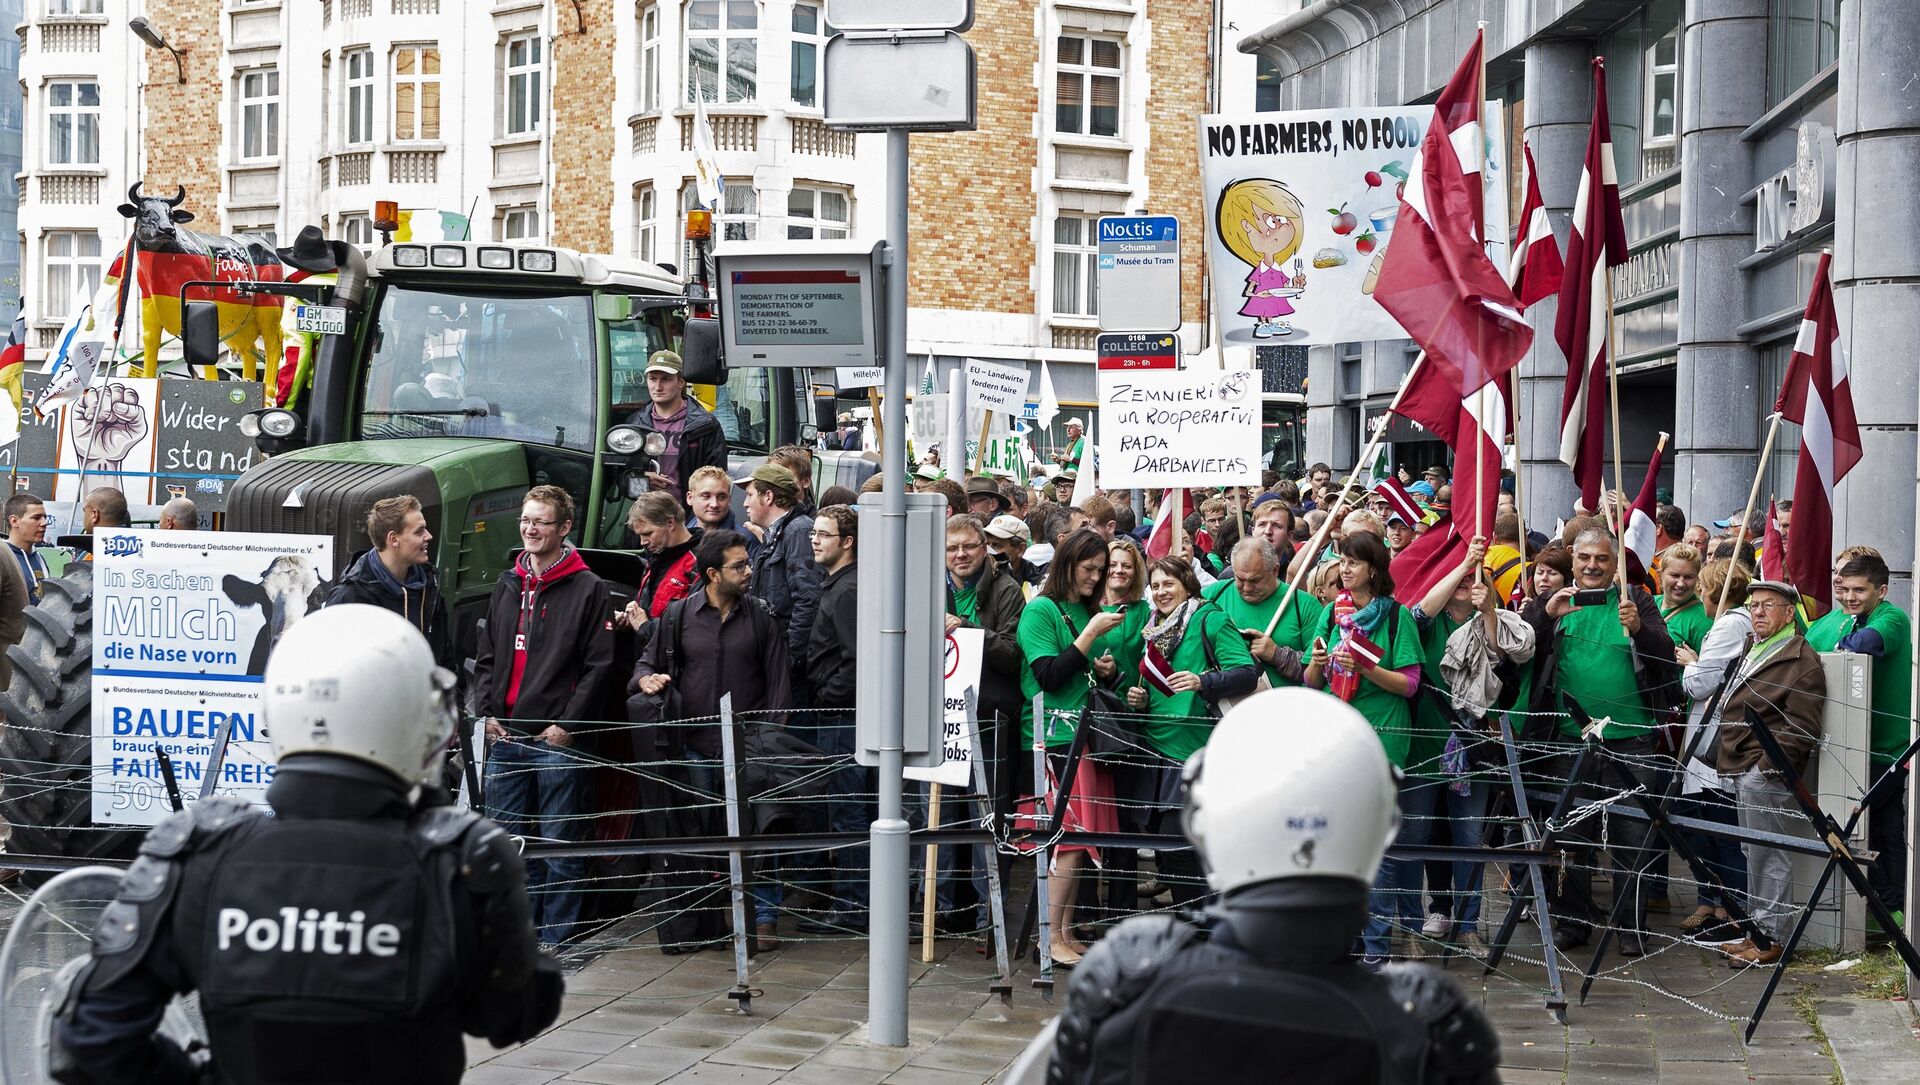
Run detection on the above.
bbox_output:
[606,425,645,455]
[258,409,300,439]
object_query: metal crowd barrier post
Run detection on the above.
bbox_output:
[719,695,752,1011]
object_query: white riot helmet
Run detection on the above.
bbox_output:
[264,604,457,789]
[1182,687,1400,894]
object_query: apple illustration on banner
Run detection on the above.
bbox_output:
[1327,203,1358,235]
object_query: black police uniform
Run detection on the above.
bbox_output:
[51,757,564,1085]
[1049,878,1500,1085]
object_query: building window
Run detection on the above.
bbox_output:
[233,220,278,246]
[638,4,661,112]
[1055,34,1121,138]
[238,68,281,161]
[47,1,104,14]
[787,184,848,239]
[344,48,374,145]
[43,230,100,313]
[340,214,374,247]
[1601,0,1680,185]
[681,179,756,243]
[686,0,757,105]
[635,184,658,262]
[45,80,99,166]
[503,32,543,136]
[1768,0,1838,105]
[1255,54,1281,112]
[392,45,441,141]
[1641,28,1679,175]
[500,207,540,242]
[790,1,827,108]
[1051,215,1099,317]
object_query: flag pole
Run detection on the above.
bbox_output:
[1474,23,1490,546]
[1717,412,1784,613]
[1508,386,1530,595]
[1262,351,1431,638]
[972,409,992,474]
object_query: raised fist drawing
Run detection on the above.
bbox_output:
[71,384,149,474]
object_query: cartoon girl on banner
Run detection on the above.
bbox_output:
[1217,179,1309,338]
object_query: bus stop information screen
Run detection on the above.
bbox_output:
[729,270,865,345]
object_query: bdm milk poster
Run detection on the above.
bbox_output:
[1199,105,1509,347]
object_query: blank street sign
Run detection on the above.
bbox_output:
[826,0,973,32]
[823,33,976,131]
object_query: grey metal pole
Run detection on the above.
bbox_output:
[867,126,912,1047]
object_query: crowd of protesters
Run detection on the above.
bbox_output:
[214,404,1903,971]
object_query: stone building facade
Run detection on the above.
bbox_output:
[1242,0,1917,598]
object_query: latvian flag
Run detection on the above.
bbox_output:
[1621,434,1666,591]
[1509,141,1564,309]
[1374,475,1424,525]
[1345,627,1385,673]
[1141,640,1179,696]
[1774,252,1860,607]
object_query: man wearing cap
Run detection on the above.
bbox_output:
[1053,469,1078,506]
[984,514,1043,588]
[1054,419,1086,466]
[1383,509,1415,556]
[628,350,727,498]
[740,463,822,703]
[1708,578,1826,967]
[966,475,1009,520]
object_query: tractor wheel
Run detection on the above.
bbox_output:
[0,565,137,881]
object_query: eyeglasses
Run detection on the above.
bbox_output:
[723,560,753,573]
[809,530,841,540]
[519,518,560,528]
[1747,600,1794,613]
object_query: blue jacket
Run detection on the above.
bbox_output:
[750,507,821,672]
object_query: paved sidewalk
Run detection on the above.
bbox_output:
[461,910,1920,1085]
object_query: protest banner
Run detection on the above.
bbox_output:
[905,627,983,789]
[90,528,334,824]
[835,365,885,390]
[1096,368,1261,489]
[1199,104,1508,347]
[962,357,1031,415]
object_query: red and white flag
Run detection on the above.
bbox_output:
[1621,434,1667,589]
[1389,358,1508,603]
[1145,488,1186,561]
[1774,252,1859,607]
[1760,499,1787,582]
[1374,476,1424,526]
[1141,641,1178,696]
[1509,141,1565,310]
[1370,29,1532,397]
[1555,60,1630,513]
[1345,627,1385,673]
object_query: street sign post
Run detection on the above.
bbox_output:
[1096,214,1181,333]
[1097,332,1180,372]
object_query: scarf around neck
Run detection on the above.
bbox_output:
[1144,597,1201,660]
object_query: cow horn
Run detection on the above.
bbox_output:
[168,185,186,207]
[128,181,143,202]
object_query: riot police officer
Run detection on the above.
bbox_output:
[1045,687,1501,1085]
[52,604,564,1085]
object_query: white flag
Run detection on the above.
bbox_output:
[945,367,966,479]
[691,97,725,210]
[39,280,113,416]
[1036,360,1061,434]
[1074,412,1097,493]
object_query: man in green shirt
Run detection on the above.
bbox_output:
[1201,537,1322,687]
[1055,418,1086,466]
[1538,529,1679,955]
[1805,551,1911,921]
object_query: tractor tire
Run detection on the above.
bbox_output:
[0,565,137,880]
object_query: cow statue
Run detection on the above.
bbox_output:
[112,182,286,380]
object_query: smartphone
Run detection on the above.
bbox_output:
[1313,636,1328,655]
[1238,627,1260,640]
[1115,604,1128,614]
[1572,589,1610,607]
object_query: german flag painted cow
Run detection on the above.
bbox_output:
[111,183,286,379]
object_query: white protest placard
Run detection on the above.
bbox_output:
[1097,368,1261,489]
[962,357,1030,415]
[905,627,983,788]
[1198,104,1507,347]
[91,528,335,824]
[836,365,884,390]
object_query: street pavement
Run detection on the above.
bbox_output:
[463,905,1920,1085]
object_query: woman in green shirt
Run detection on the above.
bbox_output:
[1015,528,1126,966]
[1124,557,1262,902]
[1301,531,1424,963]
[1656,544,1713,654]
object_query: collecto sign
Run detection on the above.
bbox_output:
[1095,368,1261,489]
[1096,333,1179,372]
[1198,104,1508,347]
[904,627,983,789]
[1096,215,1181,334]
[91,528,334,825]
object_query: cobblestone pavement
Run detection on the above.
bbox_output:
[463,906,1920,1085]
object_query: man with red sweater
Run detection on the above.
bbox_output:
[475,484,616,946]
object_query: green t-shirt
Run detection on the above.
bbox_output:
[1097,601,1149,689]
[1410,608,1467,779]
[1554,586,1654,739]
[1201,580,1324,687]
[1807,600,1913,764]
[1140,605,1257,762]
[1657,595,1713,654]
[1311,603,1423,766]
[1017,596,1098,747]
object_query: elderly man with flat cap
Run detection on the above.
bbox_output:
[626,350,728,496]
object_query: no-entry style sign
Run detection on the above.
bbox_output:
[1097,332,1179,372]
[1097,215,1181,333]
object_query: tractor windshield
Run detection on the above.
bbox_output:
[357,286,597,451]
